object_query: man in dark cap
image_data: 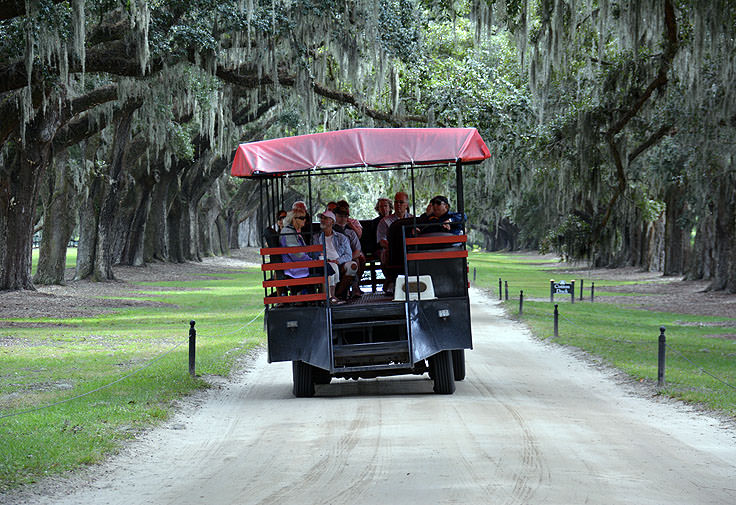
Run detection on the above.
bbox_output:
[419,195,465,235]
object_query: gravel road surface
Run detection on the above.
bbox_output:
[24,289,736,505]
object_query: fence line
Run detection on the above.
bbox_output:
[512,297,735,392]
[664,342,736,392]
[0,309,265,421]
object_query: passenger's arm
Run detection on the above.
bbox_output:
[376,218,389,247]
[280,232,311,261]
[348,218,363,238]
[336,234,353,264]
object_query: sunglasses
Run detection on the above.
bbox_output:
[294,216,307,220]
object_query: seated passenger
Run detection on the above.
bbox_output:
[419,195,465,236]
[376,191,412,294]
[334,205,365,298]
[264,209,287,247]
[264,209,288,296]
[291,200,314,243]
[279,209,312,292]
[373,198,392,229]
[336,199,363,239]
[314,210,358,302]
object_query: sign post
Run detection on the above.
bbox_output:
[550,280,574,303]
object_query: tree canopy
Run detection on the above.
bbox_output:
[1,0,735,292]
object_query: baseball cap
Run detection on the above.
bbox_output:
[431,195,449,206]
[318,210,336,221]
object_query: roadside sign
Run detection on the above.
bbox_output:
[550,280,575,303]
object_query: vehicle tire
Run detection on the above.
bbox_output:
[313,367,332,385]
[451,349,466,381]
[430,351,455,394]
[292,361,315,397]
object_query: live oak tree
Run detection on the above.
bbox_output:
[0,0,426,290]
[467,0,736,291]
[4,0,735,293]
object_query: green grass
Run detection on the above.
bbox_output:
[0,268,265,491]
[30,247,78,275]
[469,251,736,417]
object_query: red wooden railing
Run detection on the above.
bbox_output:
[405,234,467,261]
[261,244,327,306]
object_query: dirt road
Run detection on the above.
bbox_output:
[25,289,736,505]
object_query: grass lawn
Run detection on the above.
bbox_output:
[30,247,78,275]
[0,266,265,491]
[469,250,736,417]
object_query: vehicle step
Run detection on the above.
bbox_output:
[332,319,406,331]
[333,363,413,373]
[333,341,409,358]
[330,303,405,321]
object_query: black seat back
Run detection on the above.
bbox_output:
[359,219,379,255]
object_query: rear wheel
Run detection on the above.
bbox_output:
[451,349,466,381]
[430,351,455,394]
[292,361,315,397]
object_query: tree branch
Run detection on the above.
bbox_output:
[628,124,675,165]
[595,0,679,239]
[311,82,426,126]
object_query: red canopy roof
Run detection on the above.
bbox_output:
[231,127,490,177]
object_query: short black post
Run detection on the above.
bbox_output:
[580,279,584,300]
[189,320,196,377]
[550,280,554,303]
[657,326,666,387]
[571,280,575,304]
[473,267,477,283]
[591,282,595,302]
[499,278,502,300]
[519,290,524,316]
[553,304,559,338]
[504,280,509,300]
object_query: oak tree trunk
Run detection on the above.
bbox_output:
[145,168,174,262]
[75,167,104,280]
[664,183,686,276]
[0,118,59,290]
[93,105,137,280]
[34,151,77,285]
[711,174,736,291]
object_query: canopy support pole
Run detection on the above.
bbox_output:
[455,161,465,230]
[257,179,266,247]
[410,163,417,219]
[307,169,313,242]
